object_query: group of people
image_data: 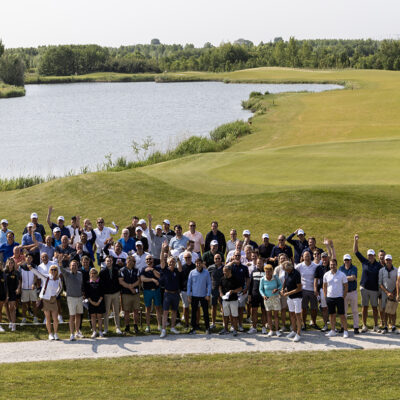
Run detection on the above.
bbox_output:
[0,209,399,343]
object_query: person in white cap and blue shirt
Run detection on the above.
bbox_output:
[0,219,10,246]
[22,212,46,241]
[353,234,382,332]
[379,254,397,334]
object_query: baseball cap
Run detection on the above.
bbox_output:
[210,240,218,246]
[155,224,162,230]
[1,219,8,224]
[262,233,269,239]
[30,213,38,219]
[367,249,375,256]
[135,241,143,246]
[321,252,329,257]
[297,229,305,235]
[53,227,61,233]
[242,229,251,236]
[27,222,34,228]
[135,226,143,232]
[385,254,392,260]
[343,254,352,261]
[139,219,146,225]
[163,219,170,225]
[57,216,65,221]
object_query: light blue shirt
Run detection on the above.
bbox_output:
[187,268,212,297]
[259,275,282,298]
[169,235,189,251]
[22,232,43,246]
[0,229,10,246]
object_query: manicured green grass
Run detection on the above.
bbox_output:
[0,82,25,98]
[2,350,400,399]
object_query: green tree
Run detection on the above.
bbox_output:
[0,53,25,86]
[0,39,4,58]
[151,38,161,45]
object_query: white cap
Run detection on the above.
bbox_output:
[343,254,352,261]
[57,216,64,221]
[135,241,143,246]
[210,240,218,246]
[242,229,251,236]
[385,254,392,260]
[53,227,61,233]
[139,219,146,225]
[1,219,8,224]
[135,226,143,232]
[367,249,375,256]
[31,213,38,219]
[155,224,162,230]
[171,249,180,258]
[27,222,34,228]
[297,229,305,235]
[163,219,170,225]
[262,233,269,239]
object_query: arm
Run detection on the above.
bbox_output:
[286,283,302,297]
[187,273,192,297]
[259,278,266,298]
[353,234,359,254]
[287,231,297,245]
[314,277,319,295]
[343,282,348,299]
[29,266,47,280]
[160,241,168,269]
[46,205,53,229]
[323,282,327,299]
[206,272,211,298]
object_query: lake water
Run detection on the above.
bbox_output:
[0,81,342,178]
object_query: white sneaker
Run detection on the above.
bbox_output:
[287,331,296,339]
[48,333,55,340]
[54,333,60,340]
[75,331,84,338]
[267,330,274,337]
[321,324,329,332]
[8,323,12,329]
[120,311,125,318]
[116,328,122,335]
[279,326,288,332]
[157,325,162,332]
[91,331,97,339]
[160,329,167,338]
[33,317,39,324]
[293,333,301,342]
[109,312,115,318]
[102,330,108,336]
[99,331,104,337]
[361,325,368,333]
[373,325,379,332]
[247,327,257,334]
[58,315,64,323]
[343,330,349,338]
[229,326,235,332]
[170,327,179,334]
[70,334,76,341]
[210,323,216,330]
[276,330,282,337]
[261,327,267,334]
[145,326,150,333]
[238,325,244,332]
[0,325,5,333]
[21,318,27,325]
[325,330,337,337]
[11,323,16,332]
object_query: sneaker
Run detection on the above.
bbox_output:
[133,324,139,333]
[70,334,76,341]
[54,333,60,340]
[33,317,39,324]
[120,311,125,318]
[229,326,235,332]
[58,315,64,323]
[8,322,12,329]
[321,324,329,332]
[310,324,320,330]
[188,329,196,335]
[76,331,84,338]
[21,318,27,325]
[48,333,55,340]
[232,329,238,337]
[354,328,360,334]
[109,312,115,318]
[210,323,216,330]
[116,328,122,335]
[124,325,131,333]
[0,326,5,333]
[267,330,274,337]
[276,330,282,337]
[325,330,337,337]
[160,329,167,338]
[261,327,267,334]
[293,333,301,342]
[145,326,151,333]
[157,325,162,332]
[219,328,228,335]
[238,325,244,332]
[102,330,108,336]
[373,325,379,332]
[382,326,389,334]
[170,327,179,334]
[99,331,104,337]
[343,330,349,338]
[11,323,16,332]
[287,331,296,339]
[205,329,211,335]
[391,326,397,333]
[245,318,252,324]
[247,327,257,334]
[91,331,97,339]
[280,326,288,332]
[361,325,368,333]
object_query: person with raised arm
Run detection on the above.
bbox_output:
[94,217,119,267]
[287,228,308,264]
[46,206,70,238]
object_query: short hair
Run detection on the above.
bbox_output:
[330,258,338,266]
[211,221,218,226]
[264,264,273,271]
[309,237,316,241]
[81,255,90,262]
[132,216,139,220]
[244,245,253,251]
[174,224,182,230]
[89,268,98,275]
[282,261,294,270]
[127,255,136,263]
[105,255,113,262]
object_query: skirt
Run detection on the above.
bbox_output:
[43,296,58,312]
[89,300,105,315]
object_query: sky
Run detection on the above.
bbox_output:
[1,0,399,48]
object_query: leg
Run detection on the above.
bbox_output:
[52,310,59,333]
[372,307,379,326]
[112,293,121,329]
[201,298,210,329]
[281,307,287,328]
[362,306,368,326]
[171,310,177,328]
[8,301,16,323]
[22,302,28,319]
[301,307,307,327]
[75,314,81,333]
[104,294,112,332]
[91,314,97,332]
[212,305,217,325]
[162,310,169,329]
[97,314,103,333]
[223,315,230,329]
[184,307,189,327]
[191,297,199,329]
[44,310,52,334]
[339,314,348,331]
[251,307,258,328]
[349,291,359,329]
[69,314,75,334]
[155,306,162,327]
[310,308,317,325]
[261,308,267,327]
[145,306,151,326]
[329,313,336,331]
[266,311,273,332]
[295,313,302,335]
[273,310,279,331]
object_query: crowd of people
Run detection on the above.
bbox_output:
[0,208,398,343]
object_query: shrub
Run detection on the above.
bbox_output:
[209,120,251,141]
[0,53,25,86]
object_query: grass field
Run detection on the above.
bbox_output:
[0,82,25,98]
[2,350,400,399]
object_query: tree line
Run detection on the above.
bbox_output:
[2,37,400,80]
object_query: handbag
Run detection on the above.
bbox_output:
[385,297,398,315]
[36,277,50,311]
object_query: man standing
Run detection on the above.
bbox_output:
[133,241,150,273]
[22,213,46,241]
[270,235,294,266]
[169,225,189,253]
[295,250,319,329]
[47,206,70,238]
[287,229,308,264]
[208,253,224,330]
[323,258,349,338]
[226,229,238,254]
[67,216,81,246]
[242,230,258,249]
[22,223,42,265]
[162,219,175,242]
[314,252,330,332]
[0,232,19,263]
[184,221,205,256]
[353,234,381,332]
[379,254,397,334]
[0,219,11,246]
[187,258,212,334]
[94,217,119,266]
[205,221,226,255]
[203,240,224,267]
[258,234,274,260]
[248,257,267,334]
[180,250,196,328]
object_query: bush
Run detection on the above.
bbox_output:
[249,91,262,98]
[209,120,251,141]
[0,53,25,86]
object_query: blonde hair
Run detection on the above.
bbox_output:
[264,264,274,271]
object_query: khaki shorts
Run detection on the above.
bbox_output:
[43,296,58,312]
[67,296,84,316]
[122,294,140,312]
[264,295,281,311]
[222,300,239,317]
[21,289,38,303]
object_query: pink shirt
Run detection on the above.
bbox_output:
[183,231,205,253]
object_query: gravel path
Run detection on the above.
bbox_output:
[2,330,400,364]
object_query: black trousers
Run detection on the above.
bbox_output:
[191,296,210,329]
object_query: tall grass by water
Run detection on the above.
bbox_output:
[0,82,25,98]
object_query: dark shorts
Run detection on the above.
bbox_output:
[302,290,318,310]
[327,297,345,315]
[211,288,220,306]
[250,295,265,309]
[163,292,180,311]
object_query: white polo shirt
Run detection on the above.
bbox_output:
[94,226,118,253]
[323,270,348,298]
[295,262,318,291]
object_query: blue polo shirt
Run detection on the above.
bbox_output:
[118,237,136,253]
[0,241,20,262]
[355,251,381,291]
[160,268,181,292]
[22,232,43,254]
[50,223,70,238]
[0,229,11,246]
[339,264,358,292]
[169,235,189,251]
[187,268,211,297]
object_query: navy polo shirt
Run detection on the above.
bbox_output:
[339,264,357,292]
[160,268,181,292]
[356,251,381,291]
[283,269,302,299]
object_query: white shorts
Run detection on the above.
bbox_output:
[319,288,327,308]
[180,291,189,308]
[287,297,302,314]
[222,300,239,317]
[67,296,83,316]
[21,289,38,303]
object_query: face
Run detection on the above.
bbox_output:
[314,252,321,263]
[136,229,143,237]
[46,236,53,246]
[233,252,241,262]
[245,247,252,258]
[84,219,91,229]
[230,230,237,240]
[61,236,69,246]
[386,258,393,268]
[174,226,182,235]
[127,257,136,269]
[13,247,20,256]
[265,268,273,279]
[211,222,218,232]
[122,230,129,238]
[223,267,231,278]
[189,222,196,232]
[235,241,243,251]
[105,257,113,268]
[344,259,351,267]
[195,260,203,270]
[308,238,316,247]
[89,270,98,280]
[330,260,337,272]
[115,243,122,253]
[278,235,285,246]
[49,266,58,278]
[7,232,14,244]
[1,222,8,231]
[97,219,104,230]
[26,255,33,264]
[321,256,329,266]
[136,244,143,253]
[163,223,170,231]
[368,254,376,263]
[379,252,385,263]
[70,261,78,273]
[263,237,269,244]
[251,253,257,262]
[214,254,222,266]
[303,251,311,263]
[168,258,176,270]
[257,258,264,270]
[298,234,305,241]
[82,258,90,269]
[27,226,33,234]
[211,244,218,253]
[132,218,139,227]
[145,256,153,266]
[54,231,61,240]
[184,253,192,264]
[279,254,288,264]
[57,219,64,227]
[41,253,49,264]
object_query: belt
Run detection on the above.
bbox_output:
[165,290,178,294]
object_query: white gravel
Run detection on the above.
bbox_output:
[1,330,400,364]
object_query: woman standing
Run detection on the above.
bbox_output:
[29,264,62,340]
[85,268,105,338]
[274,253,289,331]
[5,258,21,332]
[0,265,7,332]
